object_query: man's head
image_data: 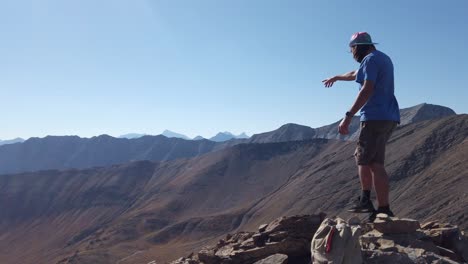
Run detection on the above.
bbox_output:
[349,32,377,63]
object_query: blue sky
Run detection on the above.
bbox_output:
[1,0,467,139]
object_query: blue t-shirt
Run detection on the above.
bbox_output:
[355,50,400,122]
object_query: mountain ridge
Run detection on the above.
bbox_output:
[0,103,457,175]
[0,137,25,146]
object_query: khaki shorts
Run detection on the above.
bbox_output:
[354,120,397,165]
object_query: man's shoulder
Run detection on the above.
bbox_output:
[373,50,392,60]
[364,50,392,66]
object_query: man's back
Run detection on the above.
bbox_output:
[356,50,400,122]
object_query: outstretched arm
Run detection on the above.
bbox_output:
[322,70,357,88]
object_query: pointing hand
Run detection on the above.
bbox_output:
[322,76,338,88]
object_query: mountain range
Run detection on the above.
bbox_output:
[0,137,24,146]
[119,133,147,139]
[0,105,466,263]
[209,132,249,142]
[0,103,454,175]
[119,130,249,142]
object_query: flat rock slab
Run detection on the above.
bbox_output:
[253,254,288,264]
[373,218,421,234]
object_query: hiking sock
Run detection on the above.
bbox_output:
[361,190,371,202]
[378,205,390,211]
[377,205,394,216]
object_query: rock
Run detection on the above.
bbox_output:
[216,245,236,257]
[171,214,466,264]
[396,245,426,259]
[228,238,306,263]
[454,237,468,262]
[252,233,268,247]
[194,214,325,264]
[361,230,441,255]
[372,217,420,234]
[197,248,219,264]
[363,250,415,264]
[259,224,268,233]
[363,249,460,264]
[169,257,201,264]
[422,225,460,248]
[376,238,397,251]
[226,232,254,244]
[421,223,468,262]
[268,231,288,242]
[253,254,288,264]
[264,214,325,239]
[217,239,228,248]
[421,221,442,230]
[240,238,256,250]
[347,216,361,226]
[229,244,283,263]
[436,246,463,262]
[421,252,463,264]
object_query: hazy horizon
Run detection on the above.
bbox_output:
[1,102,460,141]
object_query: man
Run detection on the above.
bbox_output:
[322,32,400,222]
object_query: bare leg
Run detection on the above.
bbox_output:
[358,165,373,191]
[348,164,375,213]
[370,163,389,207]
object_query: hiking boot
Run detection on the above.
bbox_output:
[368,208,395,223]
[368,211,377,223]
[347,196,375,213]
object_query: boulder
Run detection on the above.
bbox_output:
[258,224,268,233]
[372,215,420,234]
[253,254,288,264]
[170,257,202,264]
[362,250,415,264]
[263,214,325,239]
[421,222,468,262]
[363,248,461,264]
[197,247,219,264]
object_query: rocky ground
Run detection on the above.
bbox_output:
[167,214,468,264]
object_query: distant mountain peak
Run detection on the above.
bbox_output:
[209,131,249,142]
[400,103,456,126]
[161,130,190,140]
[236,132,249,139]
[248,123,316,143]
[119,133,146,139]
[278,123,312,130]
[209,132,235,142]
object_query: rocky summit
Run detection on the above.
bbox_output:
[169,214,468,264]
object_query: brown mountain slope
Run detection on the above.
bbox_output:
[0,115,466,264]
[0,161,159,264]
